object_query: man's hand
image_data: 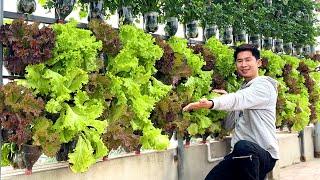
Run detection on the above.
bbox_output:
[182,98,213,112]
[213,89,228,95]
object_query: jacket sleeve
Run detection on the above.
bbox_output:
[211,80,273,111]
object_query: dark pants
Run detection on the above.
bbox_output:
[205,140,277,180]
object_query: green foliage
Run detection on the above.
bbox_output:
[104,0,140,15]
[212,0,319,45]
[0,19,55,75]
[180,0,204,23]
[261,50,286,78]
[1,143,12,166]
[291,89,311,131]
[0,82,45,147]
[301,58,320,123]
[88,20,121,57]
[205,37,236,79]
[105,25,171,150]
[135,0,163,14]
[49,20,102,73]
[17,21,108,173]
[168,37,204,75]
[68,128,108,173]
[32,117,61,157]
[201,2,223,27]
[161,0,183,19]
[152,37,226,138]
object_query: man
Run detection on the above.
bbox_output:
[183,44,279,180]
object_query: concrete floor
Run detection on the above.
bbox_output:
[280,158,320,180]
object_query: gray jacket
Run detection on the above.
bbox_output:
[211,76,279,159]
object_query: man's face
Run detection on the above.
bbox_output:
[236,50,261,81]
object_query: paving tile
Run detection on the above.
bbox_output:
[280,159,320,180]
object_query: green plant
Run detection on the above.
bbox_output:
[39,0,99,19]
[32,117,61,157]
[181,0,204,24]
[0,19,55,75]
[280,55,311,131]
[104,25,172,150]
[298,58,320,124]
[104,0,140,16]
[205,37,236,79]
[0,82,45,147]
[152,37,225,140]
[136,0,163,14]
[201,1,223,27]
[18,21,108,173]
[161,0,183,19]
[1,143,12,167]
[212,1,235,29]
[88,20,121,57]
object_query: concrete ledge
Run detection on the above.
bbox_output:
[2,127,316,180]
[182,139,231,180]
[302,125,315,161]
[3,149,178,180]
[277,132,300,168]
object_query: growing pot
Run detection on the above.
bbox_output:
[264,0,272,6]
[56,140,77,161]
[88,0,104,21]
[274,39,284,53]
[249,34,261,49]
[21,144,42,174]
[184,20,198,39]
[134,144,142,155]
[223,26,233,44]
[201,132,211,144]
[203,24,218,41]
[55,0,76,22]
[184,132,191,146]
[295,44,303,56]
[311,45,316,55]
[164,17,178,37]
[12,152,26,169]
[262,37,273,50]
[118,6,134,26]
[284,42,293,55]
[234,30,247,43]
[3,47,25,76]
[303,45,311,56]
[17,0,36,14]
[143,12,159,33]
[1,129,13,143]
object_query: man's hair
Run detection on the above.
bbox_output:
[233,44,260,61]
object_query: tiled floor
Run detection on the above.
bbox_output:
[280,158,320,180]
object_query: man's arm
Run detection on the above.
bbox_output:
[211,80,272,111]
[183,79,274,112]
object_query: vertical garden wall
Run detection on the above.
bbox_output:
[0,0,320,175]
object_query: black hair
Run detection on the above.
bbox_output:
[233,44,260,61]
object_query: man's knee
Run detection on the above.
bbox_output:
[233,140,255,156]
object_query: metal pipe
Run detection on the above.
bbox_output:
[299,130,306,162]
[315,121,320,158]
[0,0,3,178]
[206,142,224,163]
[177,138,185,180]
[0,0,3,85]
